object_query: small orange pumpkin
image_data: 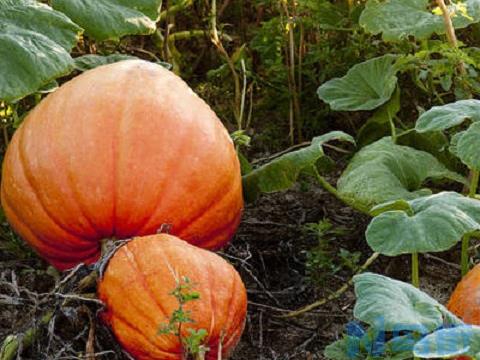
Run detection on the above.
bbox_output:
[1,60,243,270]
[97,234,247,360]
[447,264,480,324]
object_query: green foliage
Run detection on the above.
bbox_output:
[317,55,398,111]
[366,192,480,256]
[416,100,480,170]
[414,326,480,358]
[74,54,139,71]
[304,219,356,285]
[359,0,478,41]
[158,276,209,358]
[450,122,480,170]
[73,54,171,71]
[243,131,354,202]
[0,0,82,102]
[353,273,461,333]
[52,0,162,41]
[325,273,462,360]
[337,138,465,210]
[416,99,480,132]
[356,87,401,147]
[297,0,349,30]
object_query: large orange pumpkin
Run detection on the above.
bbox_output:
[447,264,480,324]
[1,60,243,270]
[97,234,247,360]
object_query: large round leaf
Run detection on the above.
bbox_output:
[337,138,465,210]
[416,99,480,132]
[0,0,82,102]
[367,192,480,256]
[52,0,162,41]
[317,55,398,111]
[360,0,478,42]
[354,273,462,333]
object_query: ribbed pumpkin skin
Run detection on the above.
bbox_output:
[97,234,247,360]
[1,60,243,270]
[447,264,480,324]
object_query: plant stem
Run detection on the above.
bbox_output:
[0,312,53,360]
[461,170,479,276]
[281,0,302,143]
[2,124,9,147]
[284,252,380,317]
[239,59,247,130]
[159,0,193,22]
[461,234,470,277]
[436,0,467,78]
[412,252,419,288]
[211,0,242,128]
[388,112,396,143]
[436,0,458,47]
[469,170,479,198]
[313,169,371,215]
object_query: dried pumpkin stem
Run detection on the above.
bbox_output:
[436,0,458,47]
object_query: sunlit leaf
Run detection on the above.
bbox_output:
[354,273,462,333]
[449,122,480,171]
[317,55,398,111]
[367,192,480,256]
[337,138,465,210]
[416,99,480,132]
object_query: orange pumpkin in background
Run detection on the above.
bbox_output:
[447,264,480,324]
[1,60,243,270]
[97,234,247,360]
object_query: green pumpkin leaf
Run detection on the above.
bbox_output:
[367,192,480,256]
[74,54,138,71]
[414,326,480,358]
[397,130,456,170]
[416,99,480,132]
[52,0,162,41]
[354,273,462,334]
[450,122,480,171]
[74,55,172,71]
[298,0,348,30]
[337,138,466,210]
[324,336,363,360]
[242,131,355,202]
[317,55,398,111]
[359,0,478,42]
[0,0,82,102]
[357,87,401,147]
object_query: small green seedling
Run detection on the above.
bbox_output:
[158,275,209,360]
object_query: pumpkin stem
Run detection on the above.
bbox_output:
[194,352,206,360]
